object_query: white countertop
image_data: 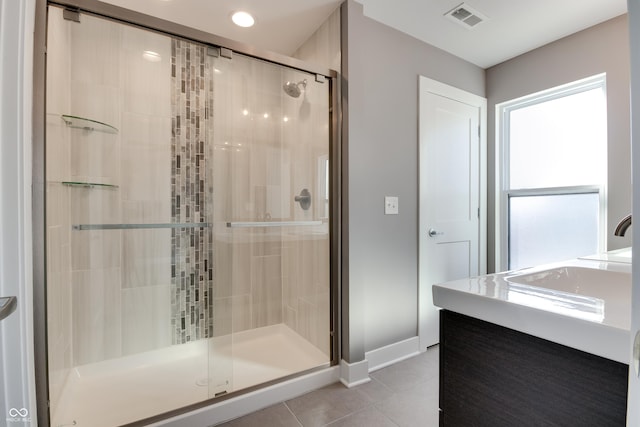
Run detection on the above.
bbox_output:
[432,256,632,364]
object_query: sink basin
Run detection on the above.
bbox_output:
[506,266,630,297]
[611,248,632,259]
[505,266,631,323]
[580,247,632,263]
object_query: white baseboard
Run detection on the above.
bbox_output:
[339,336,423,386]
[366,336,421,372]
[151,366,340,427]
[339,358,370,388]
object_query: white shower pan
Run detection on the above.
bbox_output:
[51,324,328,427]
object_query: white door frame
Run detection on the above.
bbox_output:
[418,76,487,350]
[627,0,640,424]
[0,0,38,422]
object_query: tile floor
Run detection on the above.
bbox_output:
[217,345,440,427]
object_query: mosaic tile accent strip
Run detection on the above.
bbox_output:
[170,38,215,344]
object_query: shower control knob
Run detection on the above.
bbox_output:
[295,188,312,211]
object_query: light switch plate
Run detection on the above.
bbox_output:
[385,196,399,215]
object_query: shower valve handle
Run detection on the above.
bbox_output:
[295,189,311,211]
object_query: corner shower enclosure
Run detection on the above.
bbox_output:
[44,5,335,426]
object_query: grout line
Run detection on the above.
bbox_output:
[283,401,304,427]
[223,350,441,426]
[321,405,400,427]
[366,376,395,395]
[320,404,373,426]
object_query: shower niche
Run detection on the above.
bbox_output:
[45,5,333,427]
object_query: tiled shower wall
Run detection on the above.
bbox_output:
[170,40,215,343]
[118,23,173,356]
[293,6,342,73]
[45,9,174,408]
[45,8,73,414]
[289,5,340,356]
[45,8,333,417]
[211,53,331,356]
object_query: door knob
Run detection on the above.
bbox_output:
[428,228,443,237]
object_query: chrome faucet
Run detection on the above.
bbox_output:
[614,214,632,236]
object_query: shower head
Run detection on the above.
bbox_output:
[283,79,307,98]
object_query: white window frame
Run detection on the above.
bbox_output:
[495,74,608,271]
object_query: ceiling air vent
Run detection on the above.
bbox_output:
[445,3,488,29]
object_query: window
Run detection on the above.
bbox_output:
[497,74,607,270]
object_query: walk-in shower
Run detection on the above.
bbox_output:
[44,4,336,426]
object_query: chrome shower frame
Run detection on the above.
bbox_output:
[31,1,342,425]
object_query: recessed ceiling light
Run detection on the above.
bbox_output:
[232,11,255,28]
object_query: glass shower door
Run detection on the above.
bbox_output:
[45,3,333,425]
[45,7,228,426]
[211,52,331,394]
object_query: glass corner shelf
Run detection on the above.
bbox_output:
[61,115,118,134]
[62,181,118,189]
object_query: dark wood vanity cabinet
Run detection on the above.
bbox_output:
[439,310,629,426]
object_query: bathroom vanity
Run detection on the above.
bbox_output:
[433,254,632,426]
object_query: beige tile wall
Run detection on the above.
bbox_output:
[212,52,331,357]
[46,8,174,380]
[45,10,335,415]
[45,8,75,417]
[293,6,342,73]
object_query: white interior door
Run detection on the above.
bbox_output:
[418,77,486,349]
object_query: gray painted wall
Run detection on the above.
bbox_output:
[486,15,631,271]
[342,3,630,362]
[342,0,485,361]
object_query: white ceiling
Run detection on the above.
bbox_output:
[359,0,628,68]
[99,0,628,69]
